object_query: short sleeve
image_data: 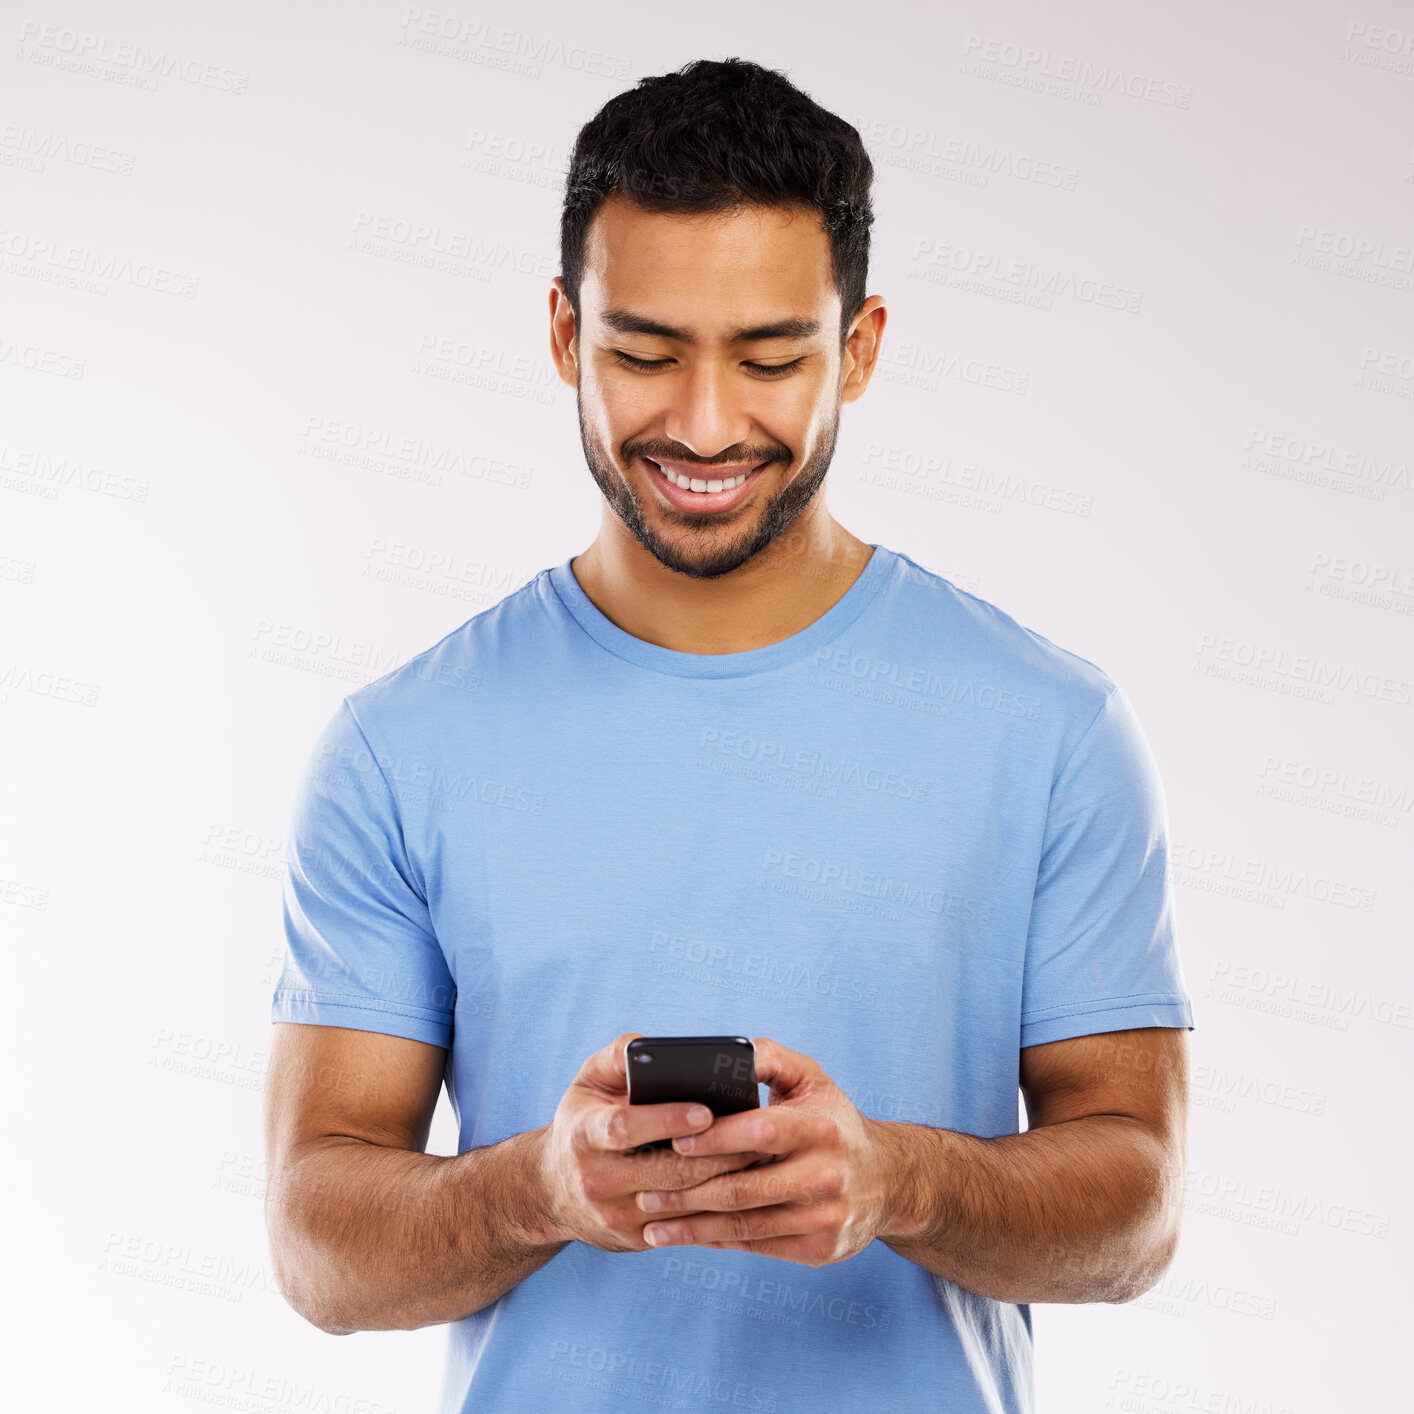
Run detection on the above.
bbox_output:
[1019,685,1195,1048]
[272,697,455,1048]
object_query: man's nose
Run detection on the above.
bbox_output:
[661,361,753,461]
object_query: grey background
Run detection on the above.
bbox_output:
[3,2,1410,1409]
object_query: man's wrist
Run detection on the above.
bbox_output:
[504,1126,567,1249]
[870,1118,945,1245]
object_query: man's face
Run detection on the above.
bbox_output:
[560,196,851,579]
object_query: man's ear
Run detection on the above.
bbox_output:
[841,295,887,404]
[549,276,579,388]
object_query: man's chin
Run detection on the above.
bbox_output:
[608,470,766,578]
[633,517,765,579]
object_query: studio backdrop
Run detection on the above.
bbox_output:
[3,2,1409,1410]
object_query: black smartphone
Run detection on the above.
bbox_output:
[624,1035,759,1151]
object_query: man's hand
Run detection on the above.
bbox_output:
[533,1032,774,1253]
[631,1036,903,1267]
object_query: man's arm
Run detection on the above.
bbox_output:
[874,1025,1190,1304]
[263,1022,567,1335]
[264,1025,778,1334]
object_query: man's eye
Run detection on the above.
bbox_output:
[744,359,805,379]
[610,351,805,378]
[612,351,673,372]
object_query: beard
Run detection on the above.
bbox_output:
[575,383,842,581]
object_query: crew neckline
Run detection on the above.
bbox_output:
[546,544,894,679]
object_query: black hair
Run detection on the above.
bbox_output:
[559,57,874,351]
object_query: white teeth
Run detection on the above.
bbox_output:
[655,464,750,493]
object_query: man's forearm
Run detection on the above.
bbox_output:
[266,1125,566,1333]
[870,1114,1181,1305]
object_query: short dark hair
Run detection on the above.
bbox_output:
[559,57,874,351]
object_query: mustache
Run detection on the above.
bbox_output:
[626,446,789,468]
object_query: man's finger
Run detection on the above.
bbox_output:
[586,1097,714,1153]
[672,1101,813,1158]
[644,1200,818,1250]
[623,1148,778,1192]
[749,1035,814,1099]
[637,1156,816,1214]
[574,1032,646,1094]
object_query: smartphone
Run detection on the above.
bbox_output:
[624,1036,759,1151]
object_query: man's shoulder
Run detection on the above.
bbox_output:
[341,565,552,731]
[879,545,1120,722]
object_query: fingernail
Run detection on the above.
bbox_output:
[675,1135,695,1153]
[688,1106,711,1126]
[644,1226,661,1246]
[641,1192,663,1211]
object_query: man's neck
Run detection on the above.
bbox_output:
[569,507,874,656]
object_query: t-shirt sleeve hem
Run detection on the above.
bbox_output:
[271,989,453,1049]
[1020,994,1195,1048]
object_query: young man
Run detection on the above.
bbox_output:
[265,57,1194,1414]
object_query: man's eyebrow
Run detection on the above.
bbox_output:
[599,309,820,345]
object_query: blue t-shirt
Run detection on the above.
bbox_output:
[273,542,1195,1414]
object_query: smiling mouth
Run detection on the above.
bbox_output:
[648,458,764,492]
[641,457,772,515]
